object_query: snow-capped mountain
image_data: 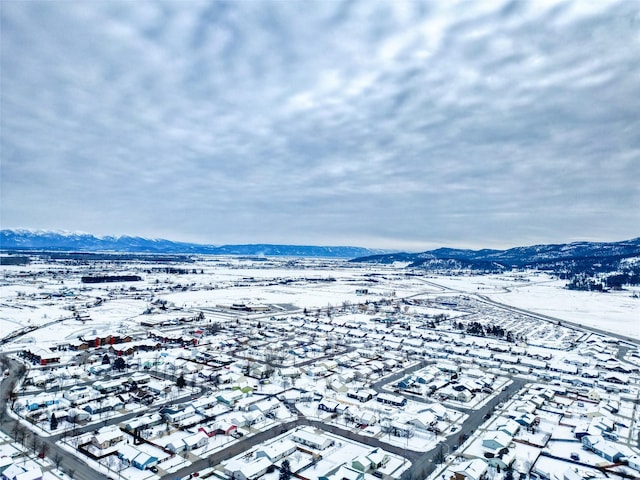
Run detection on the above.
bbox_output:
[0,229,388,258]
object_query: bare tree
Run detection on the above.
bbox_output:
[30,435,40,455]
[39,442,49,460]
[433,445,446,465]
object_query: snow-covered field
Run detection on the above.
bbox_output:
[2,263,638,347]
[419,273,640,341]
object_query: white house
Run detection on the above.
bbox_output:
[452,459,488,480]
[292,427,334,450]
[224,457,272,480]
[256,439,297,462]
[183,431,209,451]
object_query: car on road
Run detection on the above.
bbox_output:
[570,452,580,461]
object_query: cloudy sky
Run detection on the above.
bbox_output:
[1,0,639,250]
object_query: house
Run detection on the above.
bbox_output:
[91,425,123,450]
[318,401,339,413]
[397,377,415,390]
[291,426,334,450]
[562,467,607,480]
[627,454,640,473]
[92,378,126,394]
[118,445,159,471]
[494,418,520,437]
[191,396,218,414]
[439,385,467,402]
[199,422,237,437]
[132,390,156,405]
[278,390,302,404]
[118,444,142,465]
[129,372,152,385]
[224,457,271,480]
[602,372,630,384]
[320,359,339,371]
[376,393,406,407]
[352,455,373,472]
[217,390,243,406]
[329,380,349,393]
[305,365,328,377]
[367,449,389,469]
[280,367,301,378]
[347,389,375,403]
[165,438,188,454]
[482,431,512,450]
[22,347,60,366]
[162,405,196,424]
[513,413,536,427]
[242,411,265,426]
[423,403,448,421]
[248,397,279,417]
[68,339,90,351]
[404,412,437,431]
[183,431,209,451]
[485,446,516,470]
[83,396,124,415]
[356,410,377,426]
[132,452,158,471]
[456,389,473,402]
[452,459,488,480]
[581,435,626,463]
[255,440,297,462]
[0,457,12,475]
[320,464,364,480]
[381,421,413,438]
[1,464,42,480]
[63,386,96,403]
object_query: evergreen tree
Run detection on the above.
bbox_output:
[114,357,126,371]
[176,374,186,389]
[279,459,291,480]
[50,413,58,430]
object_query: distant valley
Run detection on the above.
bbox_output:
[2,229,639,289]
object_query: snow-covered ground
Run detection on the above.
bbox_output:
[419,273,640,340]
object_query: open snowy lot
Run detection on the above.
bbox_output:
[415,273,640,341]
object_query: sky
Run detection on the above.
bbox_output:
[1,0,639,251]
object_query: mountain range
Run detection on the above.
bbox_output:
[0,229,387,258]
[1,230,639,279]
[351,237,640,277]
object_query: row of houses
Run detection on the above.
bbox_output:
[0,459,42,480]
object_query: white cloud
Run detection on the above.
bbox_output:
[1,0,639,249]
